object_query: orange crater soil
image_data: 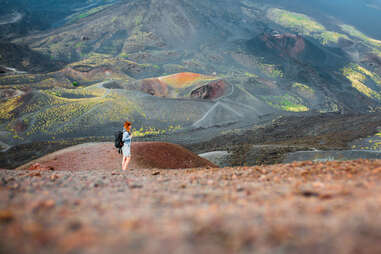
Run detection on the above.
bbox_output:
[159,72,216,88]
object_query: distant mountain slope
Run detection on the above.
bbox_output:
[0,42,65,73]
[1,0,381,149]
[16,0,259,63]
[0,0,116,39]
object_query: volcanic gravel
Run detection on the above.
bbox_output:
[1,159,381,254]
[16,142,216,171]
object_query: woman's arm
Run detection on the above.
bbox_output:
[122,131,132,142]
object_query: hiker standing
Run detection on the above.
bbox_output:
[122,121,132,170]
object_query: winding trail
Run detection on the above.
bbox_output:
[0,140,10,152]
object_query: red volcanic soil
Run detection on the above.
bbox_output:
[159,72,214,88]
[2,159,381,254]
[131,142,216,169]
[262,32,305,58]
[141,78,169,97]
[16,142,216,171]
[191,80,228,99]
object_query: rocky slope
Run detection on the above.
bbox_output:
[0,0,116,39]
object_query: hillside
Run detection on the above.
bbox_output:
[1,0,381,164]
[0,0,116,39]
[2,2,381,251]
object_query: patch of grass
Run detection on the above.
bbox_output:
[72,53,138,67]
[318,31,350,45]
[355,65,381,85]
[340,24,381,48]
[262,94,309,112]
[74,42,83,49]
[342,64,381,101]
[292,82,315,96]
[258,63,284,79]
[135,15,143,26]
[267,8,324,34]
[267,8,350,45]
[68,5,112,24]
[0,96,21,120]
[245,72,259,78]
[119,53,129,59]
[19,85,137,137]
[132,125,182,137]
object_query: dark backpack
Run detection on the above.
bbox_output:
[114,131,124,154]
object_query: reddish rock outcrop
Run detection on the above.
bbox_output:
[17,142,216,171]
[27,163,54,171]
[190,80,227,99]
[261,32,305,58]
[131,73,227,99]
[140,78,168,97]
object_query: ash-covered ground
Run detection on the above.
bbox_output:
[1,159,381,254]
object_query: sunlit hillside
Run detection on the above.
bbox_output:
[1,0,381,151]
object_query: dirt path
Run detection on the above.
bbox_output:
[0,140,10,152]
[1,159,381,254]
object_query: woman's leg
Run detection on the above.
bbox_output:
[125,156,131,169]
[122,156,128,170]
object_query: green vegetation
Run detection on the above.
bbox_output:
[340,24,381,48]
[258,62,284,78]
[135,15,143,26]
[0,96,21,120]
[342,64,381,101]
[352,131,381,151]
[245,72,259,78]
[0,85,139,139]
[73,52,138,68]
[74,42,83,49]
[132,125,182,137]
[318,31,350,45]
[72,81,79,87]
[292,82,315,97]
[119,53,129,59]
[355,65,381,85]
[262,94,309,112]
[267,8,324,34]
[267,8,349,45]
[68,5,112,24]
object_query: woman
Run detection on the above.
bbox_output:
[122,121,133,170]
